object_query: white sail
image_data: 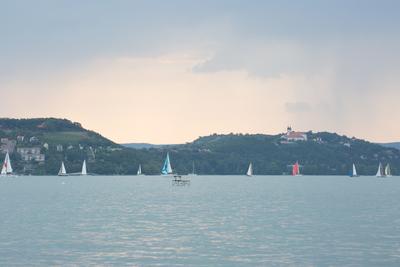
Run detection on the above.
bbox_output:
[81,160,87,175]
[385,164,392,177]
[58,161,67,176]
[166,157,172,174]
[376,163,383,177]
[352,163,357,177]
[0,163,6,175]
[1,152,12,175]
[6,152,12,174]
[1,154,7,175]
[137,164,142,175]
[246,163,253,176]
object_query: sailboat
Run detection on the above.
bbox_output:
[137,164,144,176]
[161,153,174,176]
[188,161,197,176]
[81,160,87,175]
[385,164,392,177]
[1,152,13,176]
[376,163,384,177]
[58,161,67,176]
[292,161,302,176]
[350,163,359,177]
[246,162,253,177]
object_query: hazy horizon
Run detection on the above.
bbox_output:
[2,1,400,143]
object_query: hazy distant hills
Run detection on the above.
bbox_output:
[124,141,400,152]
[121,142,400,153]
[121,143,168,149]
[0,118,399,175]
[379,142,400,151]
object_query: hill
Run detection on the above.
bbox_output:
[0,118,399,175]
[0,118,119,175]
[170,132,400,175]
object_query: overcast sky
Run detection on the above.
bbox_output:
[1,0,399,143]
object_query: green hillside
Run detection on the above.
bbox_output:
[0,118,118,175]
[0,118,399,175]
[0,118,114,146]
[172,133,400,175]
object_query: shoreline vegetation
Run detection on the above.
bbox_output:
[0,118,398,176]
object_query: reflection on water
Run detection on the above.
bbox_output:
[0,175,400,266]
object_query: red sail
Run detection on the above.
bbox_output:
[292,162,299,176]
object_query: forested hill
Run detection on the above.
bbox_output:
[172,133,400,175]
[0,118,398,175]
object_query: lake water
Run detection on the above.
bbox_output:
[0,175,399,266]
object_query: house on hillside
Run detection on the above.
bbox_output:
[29,136,39,143]
[43,143,49,150]
[17,147,45,162]
[281,127,308,143]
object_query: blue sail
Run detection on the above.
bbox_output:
[161,158,168,174]
[161,153,172,174]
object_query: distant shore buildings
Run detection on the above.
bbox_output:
[17,147,45,162]
[281,127,308,143]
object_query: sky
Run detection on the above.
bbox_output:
[1,0,399,143]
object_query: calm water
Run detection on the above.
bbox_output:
[0,175,400,266]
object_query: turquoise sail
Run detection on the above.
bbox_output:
[161,153,173,174]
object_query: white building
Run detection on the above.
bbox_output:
[29,136,39,143]
[281,127,308,142]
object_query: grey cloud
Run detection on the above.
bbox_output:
[192,41,317,77]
